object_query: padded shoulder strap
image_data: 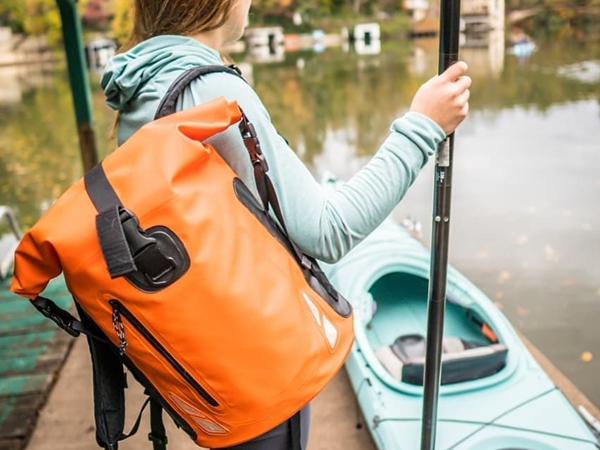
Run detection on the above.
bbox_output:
[76,304,126,450]
[154,64,244,120]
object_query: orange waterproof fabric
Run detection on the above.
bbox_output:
[11,98,354,448]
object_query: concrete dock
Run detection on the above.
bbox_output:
[24,338,377,450]
[17,329,600,450]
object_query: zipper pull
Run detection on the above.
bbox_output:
[111,303,128,356]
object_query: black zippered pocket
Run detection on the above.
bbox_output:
[109,300,219,407]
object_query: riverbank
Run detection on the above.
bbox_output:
[0,28,58,68]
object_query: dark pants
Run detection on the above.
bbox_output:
[213,405,310,450]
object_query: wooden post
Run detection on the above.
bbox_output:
[55,0,99,172]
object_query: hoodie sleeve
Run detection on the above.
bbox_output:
[179,73,445,263]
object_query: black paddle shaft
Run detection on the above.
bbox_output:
[420,1,462,449]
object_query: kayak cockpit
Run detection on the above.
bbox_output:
[365,271,509,386]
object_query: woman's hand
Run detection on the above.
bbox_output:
[409,61,471,136]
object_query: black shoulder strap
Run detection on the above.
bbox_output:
[153,64,313,273]
[76,303,126,450]
[290,410,302,450]
[155,64,304,261]
[154,64,244,120]
[148,399,168,450]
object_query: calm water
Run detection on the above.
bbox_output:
[1,34,599,404]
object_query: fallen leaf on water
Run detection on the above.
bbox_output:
[476,250,488,259]
[494,301,504,310]
[497,271,511,284]
[516,306,530,316]
[581,351,593,363]
[596,288,600,296]
[496,291,505,300]
[516,235,529,245]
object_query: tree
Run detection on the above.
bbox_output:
[0,0,88,46]
[111,0,132,45]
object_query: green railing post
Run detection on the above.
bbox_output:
[56,0,98,172]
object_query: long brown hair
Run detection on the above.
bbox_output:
[121,0,235,51]
[112,0,235,137]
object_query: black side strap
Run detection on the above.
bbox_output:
[84,163,122,212]
[84,164,136,279]
[96,206,137,278]
[148,399,168,450]
[32,296,102,339]
[290,411,302,450]
[84,164,174,281]
[77,303,126,450]
[120,397,151,441]
[118,396,168,450]
[155,64,244,120]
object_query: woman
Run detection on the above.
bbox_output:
[101,0,471,448]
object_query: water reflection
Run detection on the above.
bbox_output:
[0,67,115,229]
[410,30,506,79]
[1,37,599,403]
[0,64,55,106]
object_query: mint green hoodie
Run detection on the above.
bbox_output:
[101,35,445,263]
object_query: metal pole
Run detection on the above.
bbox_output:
[56,0,98,172]
[420,1,461,449]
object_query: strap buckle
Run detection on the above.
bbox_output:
[252,152,269,173]
[120,210,157,255]
[33,297,80,337]
[143,256,176,287]
[120,210,177,286]
[148,433,168,446]
[239,113,269,172]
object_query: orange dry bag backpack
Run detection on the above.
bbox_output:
[10,66,354,449]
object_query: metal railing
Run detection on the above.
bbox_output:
[0,206,22,278]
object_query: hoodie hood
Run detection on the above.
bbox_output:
[101,35,223,111]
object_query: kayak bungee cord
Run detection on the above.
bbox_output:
[384,386,600,449]
[420,0,462,448]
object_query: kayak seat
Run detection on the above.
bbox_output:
[375,334,508,385]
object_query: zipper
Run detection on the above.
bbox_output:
[109,300,219,407]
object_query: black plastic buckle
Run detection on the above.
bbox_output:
[252,151,269,172]
[120,209,157,255]
[148,433,168,447]
[119,209,177,286]
[34,297,80,337]
[239,115,269,172]
[143,256,176,287]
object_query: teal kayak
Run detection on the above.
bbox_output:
[321,183,599,450]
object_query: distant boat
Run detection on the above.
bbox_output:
[322,176,600,449]
[510,40,537,58]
